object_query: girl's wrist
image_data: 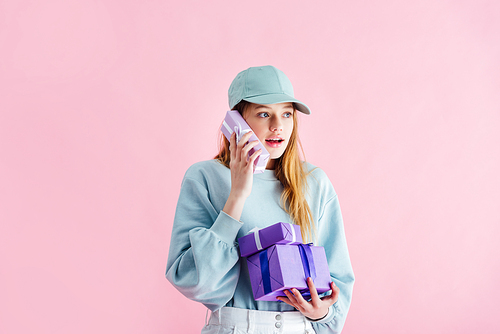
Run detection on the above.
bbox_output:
[228,189,248,201]
[305,309,329,322]
[223,192,247,221]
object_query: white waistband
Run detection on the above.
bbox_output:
[206,307,314,333]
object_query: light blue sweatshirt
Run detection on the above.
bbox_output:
[166,159,354,333]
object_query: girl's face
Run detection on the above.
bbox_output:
[243,102,295,169]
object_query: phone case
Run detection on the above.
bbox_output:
[221,110,270,173]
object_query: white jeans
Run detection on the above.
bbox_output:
[201,307,315,334]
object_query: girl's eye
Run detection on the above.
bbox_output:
[258,112,269,118]
[283,112,292,118]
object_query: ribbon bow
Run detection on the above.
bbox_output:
[221,118,251,144]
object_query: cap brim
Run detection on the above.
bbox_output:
[243,93,311,115]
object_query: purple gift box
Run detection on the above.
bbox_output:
[220,110,270,174]
[246,244,331,301]
[238,222,303,258]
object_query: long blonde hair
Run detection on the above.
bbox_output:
[214,101,316,242]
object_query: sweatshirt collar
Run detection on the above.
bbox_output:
[254,169,278,181]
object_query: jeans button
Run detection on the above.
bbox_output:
[275,322,282,328]
[275,314,281,321]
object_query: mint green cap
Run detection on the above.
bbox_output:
[228,65,311,115]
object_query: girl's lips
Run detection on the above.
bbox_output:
[265,138,284,148]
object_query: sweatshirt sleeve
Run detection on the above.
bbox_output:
[311,194,355,334]
[165,174,243,311]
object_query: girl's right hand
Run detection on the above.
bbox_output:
[222,131,262,221]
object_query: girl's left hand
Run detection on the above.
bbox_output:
[276,277,339,321]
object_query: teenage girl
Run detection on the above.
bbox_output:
[166,65,354,334]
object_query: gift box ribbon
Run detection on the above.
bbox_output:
[222,120,251,145]
[259,249,272,295]
[298,243,317,282]
[248,227,263,250]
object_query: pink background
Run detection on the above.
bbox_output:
[1,1,499,333]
